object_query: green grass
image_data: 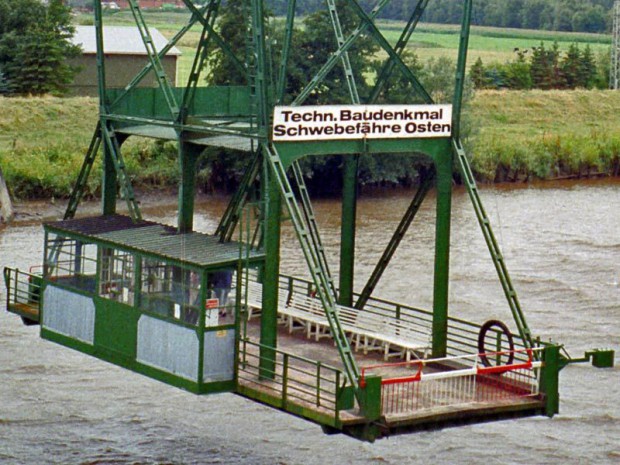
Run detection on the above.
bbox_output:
[2,90,619,198]
[466,90,620,181]
[0,96,179,198]
[378,20,610,65]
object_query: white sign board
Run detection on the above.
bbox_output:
[272,104,452,142]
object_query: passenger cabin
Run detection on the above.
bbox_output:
[37,214,264,394]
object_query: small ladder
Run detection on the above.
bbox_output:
[453,138,533,349]
[291,162,337,297]
[265,143,360,389]
[216,151,261,242]
[63,122,102,220]
[101,125,142,223]
[127,0,179,118]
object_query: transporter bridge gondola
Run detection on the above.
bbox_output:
[3,0,614,441]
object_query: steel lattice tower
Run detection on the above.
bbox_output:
[611,0,620,89]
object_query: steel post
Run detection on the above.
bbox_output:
[431,150,453,358]
[339,155,359,307]
[260,151,281,379]
[540,344,560,416]
[177,141,200,233]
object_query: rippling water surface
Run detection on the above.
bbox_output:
[1,180,618,464]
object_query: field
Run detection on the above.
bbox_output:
[77,11,612,86]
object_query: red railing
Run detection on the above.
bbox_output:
[360,348,542,416]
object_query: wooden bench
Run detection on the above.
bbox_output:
[281,293,332,341]
[242,280,431,361]
[337,305,430,361]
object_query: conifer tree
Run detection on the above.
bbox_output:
[0,0,80,95]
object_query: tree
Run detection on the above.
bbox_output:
[470,57,488,89]
[505,49,532,89]
[0,0,81,95]
[530,41,564,89]
[579,45,597,88]
[205,0,249,85]
[562,43,582,88]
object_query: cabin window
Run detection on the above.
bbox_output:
[99,248,135,305]
[44,234,98,293]
[139,259,201,326]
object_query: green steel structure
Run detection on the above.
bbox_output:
[3,0,614,441]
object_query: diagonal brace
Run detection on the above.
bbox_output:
[110,3,210,109]
[180,0,246,77]
[355,169,435,309]
[344,0,433,104]
[292,0,390,106]
[369,0,430,103]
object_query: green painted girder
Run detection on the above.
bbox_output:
[276,0,297,103]
[181,0,246,77]
[110,3,211,110]
[274,138,450,167]
[325,0,361,104]
[369,0,430,102]
[64,122,102,221]
[344,0,432,104]
[126,0,180,118]
[216,151,262,242]
[101,124,142,222]
[106,115,258,140]
[250,0,271,139]
[180,0,222,119]
[355,169,435,310]
[292,0,390,106]
[265,143,361,390]
[453,139,534,350]
[452,0,473,138]
[291,161,337,297]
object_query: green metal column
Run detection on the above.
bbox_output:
[94,1,115,216]
[540,344,560,416]
[431,149,453,358]
[178,141,200,233]
[339,155,359,307]
[101,139,117,216]
[260,155,281,379]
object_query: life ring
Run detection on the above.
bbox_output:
[477,319,515,367]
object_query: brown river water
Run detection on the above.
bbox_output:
[1,179,618,464]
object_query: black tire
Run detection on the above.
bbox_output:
[477,319,514,367]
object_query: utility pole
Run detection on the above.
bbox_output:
[611,0,620,89]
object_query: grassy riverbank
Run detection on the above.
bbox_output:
[467,90,620,182]
[0,96,179,198]
[1,90,619,198]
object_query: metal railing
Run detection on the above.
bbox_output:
[3,267,42,318]
[271,274,531,357]
[361,348,543,417]
[237,338,348,421]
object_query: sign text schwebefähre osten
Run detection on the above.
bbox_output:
[272,104,452,141]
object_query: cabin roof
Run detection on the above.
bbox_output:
[44,214,263,269]
[72,26,182,56]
